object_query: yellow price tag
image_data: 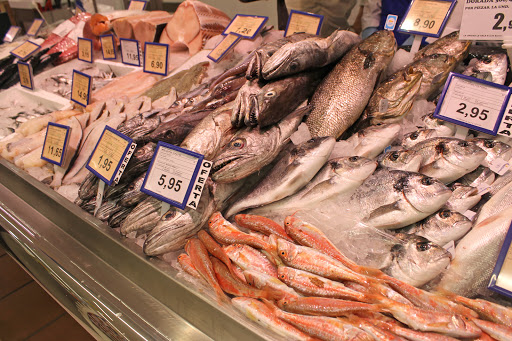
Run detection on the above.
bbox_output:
[144,43,168,75]
[27,18,44,36]
[100,35,116,59]
[17,62,33,90]
[41,123,69,165]
[399,0,453,36]
[87,128,130,183]
[71,70,91,107]
[128,0,147,10]
[285,10,323,37]
[78,37,93,62]
[224,15,268,38]
[208,34,240,62]
[10,41,40,60]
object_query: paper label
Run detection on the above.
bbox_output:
[3,26,20,42]
[71,70,92,107]
[434,73,510,135]
[141,142,207,210]
[27,19,44,36]
[17,62,34,90]
[285,10,323,37]
[100,34,116,60]
[186,160,212,209]
[207,34,241,62]
[399,0,454,37]
[476,182,491,195]
[120,38,140,66]
[490,158,511,175]
[78,37,93,63]
[53,20,75,38]
[11,41,40,60]
[384,14,399,30]
[144,42,168,75]
[41,122,70,166]
[463,210,476,220]
[498,96,512,137]
[443,240,455,259]
[128,0,147,10]
[86,127,133,185]
[224,14,268,39]
[460,0,512,40]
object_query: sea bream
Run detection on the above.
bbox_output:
[378,149,422,172]
[344,123,401,159]
[414,31,471,63]
[462,53,508,85]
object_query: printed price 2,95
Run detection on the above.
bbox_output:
[157,174,182,192]
[456,103,488,121]
[97,155,113,171]
[493,13,512,32]
[47,145,62,158]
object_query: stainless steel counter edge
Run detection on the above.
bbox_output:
[0,160,269,341]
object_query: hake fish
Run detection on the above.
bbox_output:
[306,30,396,139]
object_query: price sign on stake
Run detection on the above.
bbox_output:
[120,38,140,66]
[208,34,241,62]
[17,61,34,90]
[71,70,92,107]
[460,1,512,40]
[285,10,324,37]
[141,142,212,210]
[223,14,268,39]
[86,126,136,186]
[128,0,147,10]
[41,122,70,166]
[489,222,512,299]
[78,37,93,63]
[100,34,116,60]
[3,26,20,43]
[10,41,40,60]
[27,18,44,36]
[144,42,168,75]
[434,72,511,136]
[398,0,455,37]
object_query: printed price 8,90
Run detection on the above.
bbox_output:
[399,0,453,36]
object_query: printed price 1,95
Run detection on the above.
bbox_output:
[493,12,512,32]
[96,154,113,172]
[456,103,489,121]
[157,174,182,192]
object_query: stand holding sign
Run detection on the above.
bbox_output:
[41,122,70,166]
[17,62,34,90]
[284,10,323,37]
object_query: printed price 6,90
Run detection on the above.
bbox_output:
[157,174,182,192]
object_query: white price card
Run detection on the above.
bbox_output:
[398,0,456,37]
[489,222,512,298]
[86,126,136,186]
[141,142,212,210]
[40,122,70,166]
[78,37,93,63]
[433,72,511,135]
[285,10,323,37]
[17,61,34,90]
[460,0,512,40]
[223,14,268,39]
[71,70,92,107]
[27,18,44,36]
[3,26,20,43]
[120,38,140,66]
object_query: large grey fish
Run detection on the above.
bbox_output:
[462,53,508,85]
[118,172,148,207]
[117,111,161,142]
[378,149,422,172]
[261,29,362,80]
[470,138,512,168]
[444,183,481,214]
[403,209,472,246]
[148,109,212,145]
[306,30,396,139]
[437,206,512,297]
[77,172,99,201]
[225,136,336,218]
[406,54,458,100]
[349,168,452,229]
[212,106,309,183]
[411,137,487,183]
[120,196,162,236]
[414,31,471,63]
[345,123,401,159]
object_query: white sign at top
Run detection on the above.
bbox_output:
[460,0,512,40]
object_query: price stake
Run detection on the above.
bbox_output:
[223,14,268,39]
[141,142,212,210]
[10,41,41,60]
[120,38,141,66]
[3,26,21,43]
[207,33,241,62]
[433,72,511,136]
[27,18,44,36]
[128,0,147,10]
[100,34,116,60]
[86,126,136,186]
[40,122,70,166]
[489,222,512,298]
[460,1,512,40]
[78,37,93,63]
[144,42,168,75]
[398,0,456,37]
[17,61,34,90]
[285,10,324,37]
[71,70,92,107]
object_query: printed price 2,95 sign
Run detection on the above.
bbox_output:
[41,122,70,166]
[141,142,212,210]
[434,72,511,135]
[399,0,455,37]
[460,0,512,40]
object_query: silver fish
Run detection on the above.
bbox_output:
[414,31,471,63]
[118,172,148,207]
[378,149,422,172]
[117,112,161,142]
[422,113,456,136]
[459,166,495,188]
[406,54,458,100]
[444,183,481,214]
[401,129,451,149]
[345,123,401,159]
[462,54,508,85]
[120,196,163,236]
[470,138,512,168]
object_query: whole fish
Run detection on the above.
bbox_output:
[345,123,401,159]
[178,253,203,281]
[306,30,396,139]
[406,54,458,100]
[212,106,308,183]
[401,129,452,149]
[118,172,148,207]
[116,112,161,142]
[148,109,212,145]
[277,296,379,317]
[120,196,162,236]
[462,54,508,85]
[234,214,293,241]
[223,244,277,278]
[451,295,512,327]
[261,29,362,80]
[470,138,512,168]
[198,230,239,281]
[224,136,335,217]
[444,183,481,214]
[378,149,422,172]
[414,31,471,63]
[459,166,495,188]
[404,209,472,245]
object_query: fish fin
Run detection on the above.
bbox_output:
[365,201,401,222]
[364,52,375,69]
[430,72,446,85]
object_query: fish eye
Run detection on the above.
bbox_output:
[484,140,495,148]
[459,141,469,147]
[421,177,433,186]
[280,251,286,256]
[267,51,274,57]
[482,56,491,64]
[289,62,299,71]
[349,156,359,162]
[410,132,419,140]
[439,210,452,218]
[229,139,244,149]
[389,152,399,161]
[280,274,285,279]
[265,90,276,97]
[416,242,431,252]
[165,131,174,138]
[164,212,176,220]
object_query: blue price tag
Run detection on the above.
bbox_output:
[41,122,70,166]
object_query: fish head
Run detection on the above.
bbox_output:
[277,266,294,283]
[401,173,452,213]
[416,31,471,63]
[291,136,336,162]
[401,129,437,148]
[283,215,302,232]
[441,139,487,171]
[419,54,457,87]
[208,212,224,228]
[359,122,402,143]
[261,40,320,79]
[379,149,422,172]
[246,50,270,80]
[276,239,299,263]
[422,113,456,136]
[471,138,512,166]
[332,156,378,182]
[424,209,472,239]
[246,80,294,127]
[359,30,397,63]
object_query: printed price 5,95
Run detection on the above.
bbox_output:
[157,174,183,192]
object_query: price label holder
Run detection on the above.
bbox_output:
[489,222,512,298]
[141,142,212,210]
[71,69,92,107]
[27,18,44,36]
[78,37,93,63]
[40,122,70,166]
[100,34,116,60]
[460,2,512,40]
[433,72,511,136]
[3,26,21,43]
[398,0,455,38]
[144,42,168,76]
[207,33,241,63]
[10,41,41,61]
[223,14,268,39]
[86,126,136,186]
[17,61,34,90]
[128,0,148,10]
[284,10,324,37]
[120,38,141,66]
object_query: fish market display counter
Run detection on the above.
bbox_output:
[0,159,268,341]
